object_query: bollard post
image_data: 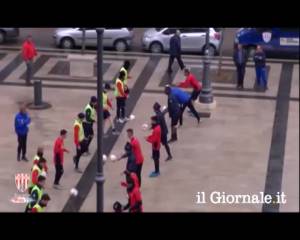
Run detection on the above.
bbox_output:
[34,80,42,106]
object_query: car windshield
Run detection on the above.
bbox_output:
[155,28,163,32]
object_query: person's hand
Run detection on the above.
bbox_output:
[77,145,81,151]
[65,149,70,154]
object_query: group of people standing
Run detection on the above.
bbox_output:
[233,44,268,91]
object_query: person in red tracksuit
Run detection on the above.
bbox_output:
[177,68,202,102]
[53,129,69,189]
[127,128,144,186]
[121,171,143,213]
[146,116,161,178]
[22,35,37,86]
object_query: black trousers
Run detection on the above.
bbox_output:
[74,140,87,169]
[236,64,246,87]
[83,122,94,152]
[161,133,172,157]
[116,97,126,119]
[180,100,200,125]
[191,89,201,101]
[135,164,143,187]
[25,60,33,85]
[54,155,64,185]
[17,134,27,158]
[152,149,160,173]
[168,55,185,71]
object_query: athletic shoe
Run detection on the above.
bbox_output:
[112,129,120,135]
[165,156,172,161]
[149,172,160,178]
[75,168,83,173]
[22,156,29,162]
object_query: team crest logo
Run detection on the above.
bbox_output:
[10,173,30,204]
[262,32,272,43]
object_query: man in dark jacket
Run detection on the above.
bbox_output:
[15,105,31,161]
[164,85,181,143]
[153,102,172,161]
[167,29,185,73]
[253,45,267,91]
[233,44,247,89]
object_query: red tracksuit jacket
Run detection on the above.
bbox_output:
[146,125,161,150]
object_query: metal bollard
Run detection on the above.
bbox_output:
[34,80,42,106]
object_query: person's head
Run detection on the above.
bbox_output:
[126,128,134,139]
[151,116,158,128]
[237,44,243,50]
[123,60,130,70]
[27,35,32,43]
[37,146,44,158]
[256,45,262,52]
[153,102,161,112]
[37,175,46,188]
[119,70,126,81]
[184,68,191,77]
[90,96,97,107]
[77,112,85,122]
[19,104,27,114]
[39,193,51,207]
[164,85,171,95]
[175,29,181,36]
[60,129,67,139]
[113,201,123,212]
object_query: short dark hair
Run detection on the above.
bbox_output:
[78,112,85,119]
[126,128,134,135]
[38,175,46,182]
[90,96,97,103]
[124,60,130,69]
[60,129,67,136]
[41,193,51,201]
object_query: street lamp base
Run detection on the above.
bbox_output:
[196,99,217,111]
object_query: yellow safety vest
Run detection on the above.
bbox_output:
[102,92,109,110]
[114,78,124,97]
[84,104,96,122]
[120,67,128,85]
[29,164,43,188]
[74,119,84,142]
[28,185,43,209]
[32,203,45,213]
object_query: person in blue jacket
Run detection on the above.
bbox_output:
[165,85,200,126]
[253,45,267,91]
[15,105,31,161]
[165,85,181,143]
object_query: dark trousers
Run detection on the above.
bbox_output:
[116,97,126,119]
[152,149,160,173]
[168,55,185,71]
[54,156,64,185]
[255,66,267,88]
[83,122,94,152]
[161,134,172,157]
[180,100,200,125]
[25,60,33,85]
[17,134,27,159]
[191,89,201,101]
[135,164,143,187]
[74,140,87,169]
[236,64,246,87]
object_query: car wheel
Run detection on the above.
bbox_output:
[203,44,216,56]
[114,40,127,52]
[60,37,75,49]
[0,31,6,44]
[247,46,256,59]
[150,42,163,53]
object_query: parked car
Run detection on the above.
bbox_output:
[0,28,19,44]
[53,28,134,52]
[235,28,299,58]
[142,28,222,55]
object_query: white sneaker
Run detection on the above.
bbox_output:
[118,118,125,123]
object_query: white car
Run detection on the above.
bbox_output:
[53,28,134,52]
[142,28,222,55]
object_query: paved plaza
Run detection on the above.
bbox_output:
[0,47,298,212]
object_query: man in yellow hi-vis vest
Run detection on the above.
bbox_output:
[114,71,128,123]
[73,113,86,173]
[31,193,51,213]
[119,60,131,87]
[83,96,97,155]
[25,175,46,212]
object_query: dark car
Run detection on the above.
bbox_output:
[0,28,19,44]
[235,28,299,59]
